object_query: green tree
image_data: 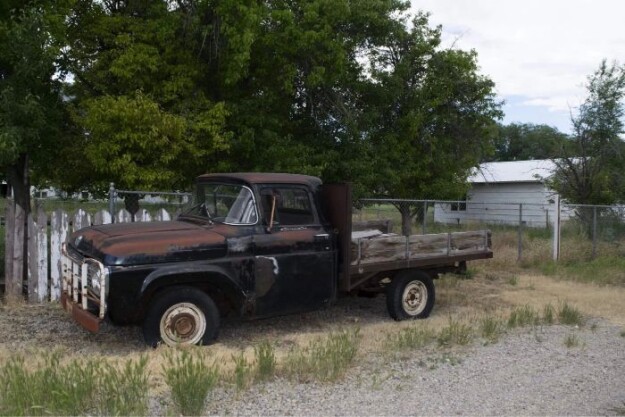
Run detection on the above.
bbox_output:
[549,60,625,237]
[550,60,625,205]
[63,0,235,193]
[0,1,69,296]
[489,123,571,162]
[361,13,502,234]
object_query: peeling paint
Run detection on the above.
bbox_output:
[256,256,279,275]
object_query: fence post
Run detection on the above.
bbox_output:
[108,182,116,222]
[422,200,427,234]
[553,195,561,261]
[592,206,597,259]
[517,203,523,262]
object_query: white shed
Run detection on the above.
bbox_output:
[434,160,561,228]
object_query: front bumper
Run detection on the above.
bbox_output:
[60,244,108,333]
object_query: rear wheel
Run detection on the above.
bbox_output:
[143,287,219,347]
[386,270,435,320]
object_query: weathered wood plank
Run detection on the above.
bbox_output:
[93,209,112,225]
[50,209,69,301]
[73,209,91,232]
[9,203,25,298]
[34,211,49,302]
[351,231,490,266]
[155,208,171,221]
[27,212,37,303]
[135,209,151,222]
[116,209,132,223]
[4,200,15,295]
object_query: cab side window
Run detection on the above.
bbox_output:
[261,187,315,225]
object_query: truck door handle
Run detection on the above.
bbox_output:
[314,233,330,241]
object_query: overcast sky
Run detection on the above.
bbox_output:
[411,0,625,133]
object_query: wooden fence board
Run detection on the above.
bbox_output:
[27,211,48,303]
[73,209,91,232]
[4,201,14,294]
[116,209,131,223]
[94,209,112,225]
[155,208,171,221]
[50,209,69,301]
[136,209,151,222]
[9,203,25,298]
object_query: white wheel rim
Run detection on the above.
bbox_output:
[402,280,428,316]
[160,302,206,346]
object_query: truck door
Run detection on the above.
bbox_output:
[253,185,336,317]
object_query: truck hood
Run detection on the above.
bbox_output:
[69,220,227,266]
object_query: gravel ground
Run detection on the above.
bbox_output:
[207,322,625,416]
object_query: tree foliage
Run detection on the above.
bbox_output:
[489,123,571,162]
[550,60,625,205]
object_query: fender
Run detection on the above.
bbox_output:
[138,263,249,314]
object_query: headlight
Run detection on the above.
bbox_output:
[91,269,102,295]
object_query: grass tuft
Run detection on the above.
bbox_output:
[507,305,539,328]
[283,328,360,382]
[558,301,585,326]
[254,341,276,382]
[480,316,504,344]
[542,303,555,324]
[231,351,252,390]
[162,348,219,416]
[387,326,434,350]
[437,317,472,347]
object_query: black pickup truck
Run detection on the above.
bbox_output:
[61,173,492,346]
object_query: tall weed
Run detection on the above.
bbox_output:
[283,328,360,382]
[162,349,219,416]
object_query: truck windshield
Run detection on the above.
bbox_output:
[182,183,258,225]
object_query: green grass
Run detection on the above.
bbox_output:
[542,303,555,324]
[387,326,435,350]
[507,275,519,286]
[480,316,504,344]
[231,351,252,391]
[0,353,149,416]
[283,329,360,382]
[162,349,219,416]
[558,301,585,326]
[254,340,276,382]
[507,305,540,328]
[437,317,472,347]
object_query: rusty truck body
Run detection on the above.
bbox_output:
[60,173,492,346]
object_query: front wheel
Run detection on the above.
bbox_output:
[386,270,435,320]
[143,287,219,347]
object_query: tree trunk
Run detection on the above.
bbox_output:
[5,153,30,300]
[398,203,412,236]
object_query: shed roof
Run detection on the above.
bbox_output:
[469,160,555,184]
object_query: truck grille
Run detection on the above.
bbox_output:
[61,244,108,319]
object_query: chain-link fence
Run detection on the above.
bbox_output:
[110,185,192,221]
[355,199,625,264]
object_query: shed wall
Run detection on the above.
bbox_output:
[434,182,557,228]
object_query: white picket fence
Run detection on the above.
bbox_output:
[22,207,174,303]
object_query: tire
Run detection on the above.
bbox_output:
[386,270,435,320]
[142,287,219,347]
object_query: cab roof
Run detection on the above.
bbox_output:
[197,173,322,188]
